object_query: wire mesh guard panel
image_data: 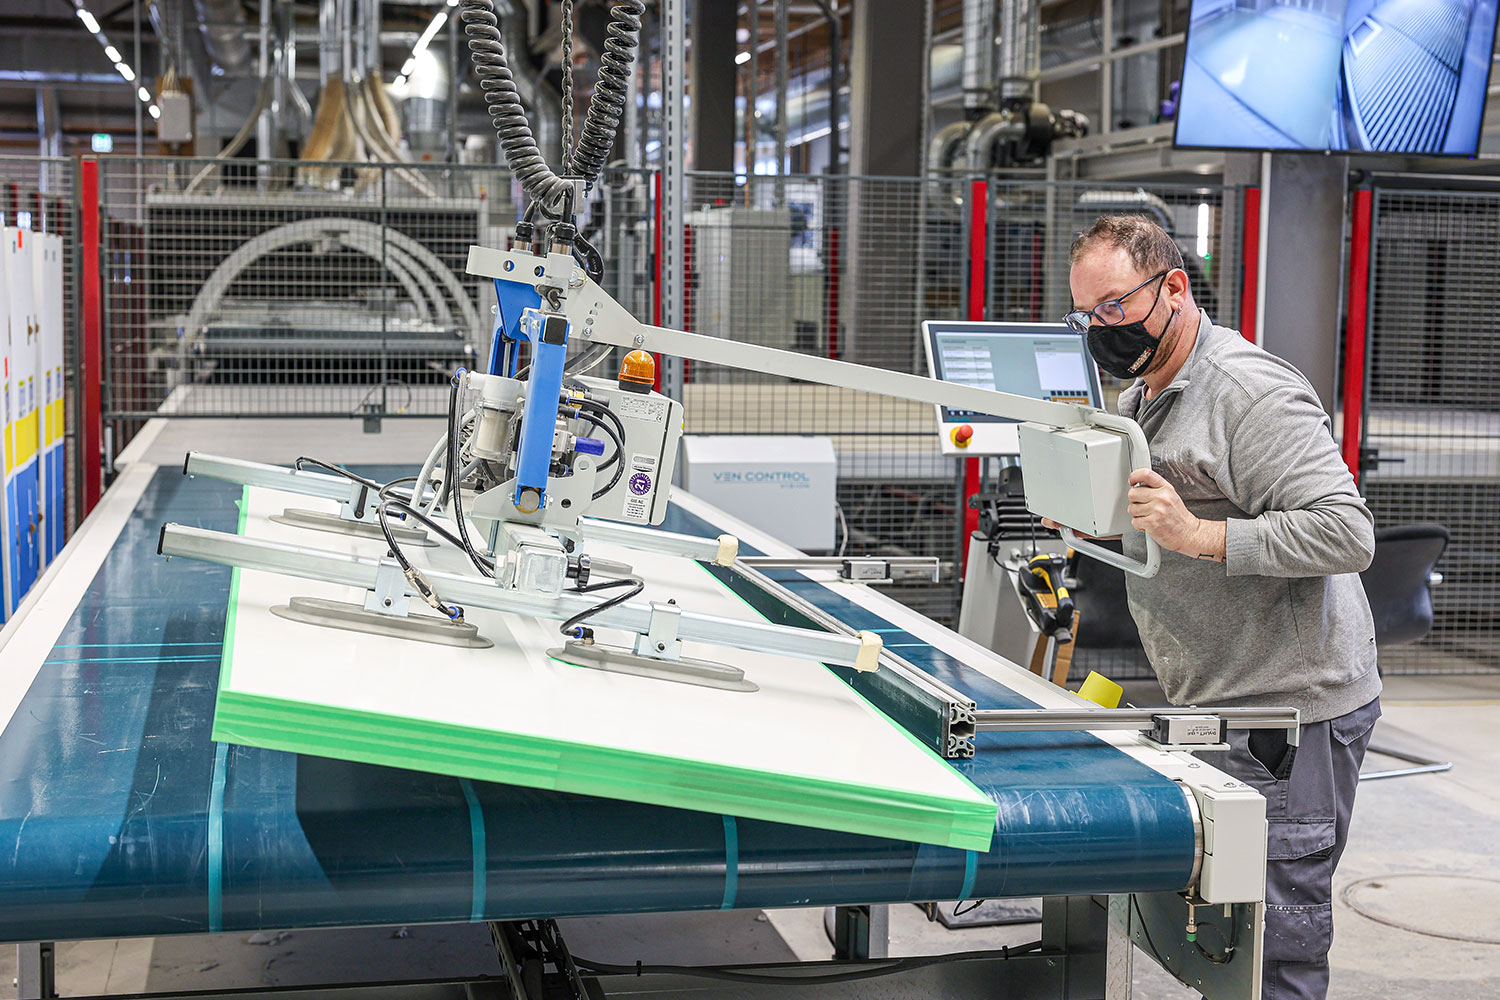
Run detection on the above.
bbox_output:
[670,172,967,625]
[991,182,1243,337]
[97,158,515,428]
[0,156,78,535]
[1365,189,1500,674]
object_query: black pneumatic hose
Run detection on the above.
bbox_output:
[568,0,645,187]
[460,0,644,209]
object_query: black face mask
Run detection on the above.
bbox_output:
[1088,307,1178,380]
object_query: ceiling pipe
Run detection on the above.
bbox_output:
[961,0,996,114]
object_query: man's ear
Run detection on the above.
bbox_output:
[1167,267,1190,308]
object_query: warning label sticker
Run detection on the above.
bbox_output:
[613,394,669,424]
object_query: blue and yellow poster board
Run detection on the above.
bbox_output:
[2,227,40,620]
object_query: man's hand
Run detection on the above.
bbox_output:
[1128,468,1225,561]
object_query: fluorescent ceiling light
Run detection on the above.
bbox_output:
[400,57,417,76]
[138,86,151,102]
[76,7,101,33]
[115,62,135,81]
[148,104,160,119]
[735,51,751,65]
[104,44,121,62]
[411,11,448,57]
[1196,202,1210,258]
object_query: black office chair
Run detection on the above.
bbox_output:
[1357,523,1454,780]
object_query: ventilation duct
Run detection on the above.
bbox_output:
[191,0,253,76]
[961,0,997,113]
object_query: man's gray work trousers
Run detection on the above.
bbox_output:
[1198,697,1381,1000]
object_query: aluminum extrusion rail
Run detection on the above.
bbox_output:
[720,560,978,758]
[974,707,1301,744]
[158,523,881,671]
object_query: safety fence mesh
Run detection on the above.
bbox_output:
[94,158,513,443]
[1363,188,1500,674]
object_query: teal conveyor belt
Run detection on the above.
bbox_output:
[0,467,1196,942]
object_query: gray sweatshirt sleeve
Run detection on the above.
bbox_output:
[1218,385,1376,578]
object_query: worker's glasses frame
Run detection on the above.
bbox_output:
[1063,270,1168,335]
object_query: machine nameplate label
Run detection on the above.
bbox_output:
[614,394,669,423]
[623,453,659,522]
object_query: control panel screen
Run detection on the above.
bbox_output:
[925,322,1102,424]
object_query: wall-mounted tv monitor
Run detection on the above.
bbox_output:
[1173,0,1499,155]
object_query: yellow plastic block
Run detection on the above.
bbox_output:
[1078,671,1123,709]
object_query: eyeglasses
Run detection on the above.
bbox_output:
[1064,270,1168,335]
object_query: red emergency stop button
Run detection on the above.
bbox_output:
[951,424,974,448]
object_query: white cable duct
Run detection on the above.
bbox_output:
[184,218,480,345]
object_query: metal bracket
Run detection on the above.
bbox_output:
[489,919,589,1000]
[363,558,411,617]
[635,600,683,660]
[339,479,373,523]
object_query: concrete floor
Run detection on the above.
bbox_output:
[3,673,1498,999]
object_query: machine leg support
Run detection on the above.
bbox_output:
[826,904,889,960]
[16,942,56,1000]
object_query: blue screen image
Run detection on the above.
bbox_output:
[1174,0,1498,154]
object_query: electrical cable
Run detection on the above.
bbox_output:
[576,397,627,450]
[569,942,1046,986]
[447,372,497,578]
[558,574,643,638]
[293,456,381,490]
[564,343,613,376]
[1193,916,1237,965]
[374,500,466,622]
[573,397,627,497]
[577,416,619,469]
[582,416,626,501]
[383,493,496,572]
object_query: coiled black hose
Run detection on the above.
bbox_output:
[460,0,644,212]
[568,1,644,187]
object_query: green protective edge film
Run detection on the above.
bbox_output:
[213,488,997,852]
[210,691,996,850]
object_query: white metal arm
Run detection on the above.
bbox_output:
[468,245,1162,578]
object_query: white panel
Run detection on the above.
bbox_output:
[679,435,837,551]
[0,232,11,619]
[223,485,991,826]
[32,232,64,568]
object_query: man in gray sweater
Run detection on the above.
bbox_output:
[1055,215,1382,1000]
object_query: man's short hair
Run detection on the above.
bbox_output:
[1069,215,1185,276]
